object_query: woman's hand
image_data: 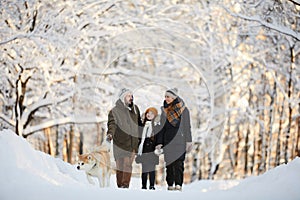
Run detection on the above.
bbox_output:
[154,144,163,156]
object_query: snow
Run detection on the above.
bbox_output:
[0,129,299,200]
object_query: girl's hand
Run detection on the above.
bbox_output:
[155,144,163,150]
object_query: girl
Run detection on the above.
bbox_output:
[136,107,160,190]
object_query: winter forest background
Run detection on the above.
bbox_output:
[0,0,299,184]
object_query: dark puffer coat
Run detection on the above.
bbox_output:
[156,102,192,165]
[135,119,161,165]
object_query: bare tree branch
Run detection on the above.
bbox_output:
[0,113,16,127]
[223,6,300,41]
[20,92,74,130]
[288,0,300,6]
[23,116,106,137]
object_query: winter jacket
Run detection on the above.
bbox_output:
[135,117,160,165]
[156,102,192,165]
[107,99,142,160]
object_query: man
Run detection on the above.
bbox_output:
[106,88,142,188]
[156,88,193,191]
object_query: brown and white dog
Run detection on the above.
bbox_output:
[76,145,111,187]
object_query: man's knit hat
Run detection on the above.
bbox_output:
[118,88,132,103]
[165,88,178,99]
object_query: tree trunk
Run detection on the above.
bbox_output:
[259,73,267,174]
[275,96,285,166]
[250,130,256,174]
[55,125,60,157]
[45,127,55,156]
[267,74,276,169]
[233,123,242,176]
[79,131,84,155]
[226,115,237,178]
[244,87,253,177]
[244,127,249,177]
[191,143,200,182]
[15,74,24,136]
[198,148,203,180]
[63,134,68,162]
[285,47,294,164]
[14,67,32,137]
[68,124,74,163]
[296,102,300,157]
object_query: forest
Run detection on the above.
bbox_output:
[0,0,299,183]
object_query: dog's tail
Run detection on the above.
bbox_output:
[93,145,106,152]
[93,141,111,153]
[105,139,112,152]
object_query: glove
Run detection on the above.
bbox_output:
[155,144,162,150]
[154,144,163,156]
[186,142,193,153]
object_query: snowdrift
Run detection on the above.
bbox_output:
[0,129,299,200]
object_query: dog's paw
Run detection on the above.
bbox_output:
[87,176,95,185]
[89,180,96,185]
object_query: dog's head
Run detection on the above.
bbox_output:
[76,153,97,171]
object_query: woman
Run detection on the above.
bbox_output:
[136,107,160,190]
[156,88,192,191]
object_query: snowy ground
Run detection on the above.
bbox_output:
[0,129,299,200]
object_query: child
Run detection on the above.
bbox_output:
[136,107,160,190]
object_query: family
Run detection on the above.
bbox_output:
[106,87,193,191]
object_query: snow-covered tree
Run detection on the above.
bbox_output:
[0,0,299,181]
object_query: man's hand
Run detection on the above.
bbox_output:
[106,134,113,142]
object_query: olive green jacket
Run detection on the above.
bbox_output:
[107,99,142,159]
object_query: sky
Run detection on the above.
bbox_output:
[0,129,300,200]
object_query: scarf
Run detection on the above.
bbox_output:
[137,121,153,155]
[164,97,186,127]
